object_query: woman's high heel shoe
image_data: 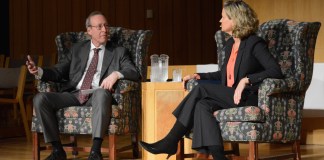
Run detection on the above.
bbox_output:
[139,140,177,159]
[139,121,187,159]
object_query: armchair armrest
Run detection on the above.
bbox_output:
[259,78,303,96]
[185,79,221,92]
[114,79,140,93]
[36,81,58,92]
[186,77,303,96]
[185,79,199,92]
[37,79,140,94]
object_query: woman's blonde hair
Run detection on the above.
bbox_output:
[224,0,259,39]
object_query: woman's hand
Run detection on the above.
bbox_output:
[182,73,200,90]
[233,77,249,104]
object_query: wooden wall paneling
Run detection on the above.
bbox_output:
[86,0,101,13]
[71,0,87,32]
[158,0,173,62]
[42,0,58,57]
[130,0,145,30]
[28,0,43,56]
[245,0,273,23]
[102,0,116,26]
[57,0,73,33]
[201,0,219,65]
[308,1,324,62]
[10,0,29,59]
[0,1,9,56]
[144,0,160,58]
[115,0,130,28]
[9,0,223,65]
[186,0,202,64]
[9,0,14,58]
[245,0,324,62]
[172,0,188,65]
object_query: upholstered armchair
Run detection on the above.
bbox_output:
[182,19,321,160]
[31,27,152,160]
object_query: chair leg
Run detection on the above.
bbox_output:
[131,133,139,158]
[109,134,117,160]
[231,142,240,156]
[26,95,33,122]
[14,103,18,119]
[13,88,18,119]
[70,135,78,156]
[248,141,258,160]
[19,99,31,141]
[33,132,40,160]
[292,140,301,160]
[176,138,185,160]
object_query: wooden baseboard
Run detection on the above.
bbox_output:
[302,117,324,145]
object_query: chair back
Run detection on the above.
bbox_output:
[215,19,321,92]
[5,55,43,68]
[258,19,321,91]
[5,55,43,87]
[0,66,27,100]
[55,27,153,82]
[0,54,4,68]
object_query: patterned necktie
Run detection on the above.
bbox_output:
[78,48,100,104]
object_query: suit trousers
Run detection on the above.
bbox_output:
[33,88,112,143]
[172,84,257,152]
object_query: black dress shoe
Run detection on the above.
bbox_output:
[88,151,103,160]
[45,150,67,160]
[139,140,177,159]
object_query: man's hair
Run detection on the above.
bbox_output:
[85,11,105,28]
[223,0,259,39]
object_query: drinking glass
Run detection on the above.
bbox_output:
[172,69,182,82]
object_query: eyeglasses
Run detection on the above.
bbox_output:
[89,24,109,30]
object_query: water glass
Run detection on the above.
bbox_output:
[172,69,182,82]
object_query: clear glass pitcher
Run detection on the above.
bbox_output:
[150,54,159,82]
[150,54,169,82]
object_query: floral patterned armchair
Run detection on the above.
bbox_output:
[182,19,321,160]
[31,27,152,160]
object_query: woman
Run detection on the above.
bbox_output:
[140,0,283,159]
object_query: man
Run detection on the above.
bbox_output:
[26,11,140,160]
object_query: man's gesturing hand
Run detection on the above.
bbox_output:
[26,55,38,75]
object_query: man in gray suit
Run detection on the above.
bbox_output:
[26,11,140,160]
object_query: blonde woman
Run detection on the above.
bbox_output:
[140,0,283,159]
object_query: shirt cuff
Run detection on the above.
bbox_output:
[35,67,43,80]
[115,71,124,79]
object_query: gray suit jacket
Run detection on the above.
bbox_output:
[41,40,140,92]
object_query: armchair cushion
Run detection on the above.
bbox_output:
[214,106,265,122]
[32,101,134,135]
[220,122,264,141]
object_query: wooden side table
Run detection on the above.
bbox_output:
[141,82,195,160]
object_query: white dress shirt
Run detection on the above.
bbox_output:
[76,42,106,90]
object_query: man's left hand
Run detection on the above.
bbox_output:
[100,71,119,91]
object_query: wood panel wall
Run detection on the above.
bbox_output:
[245,0,324,62]
[9,0,222,65]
